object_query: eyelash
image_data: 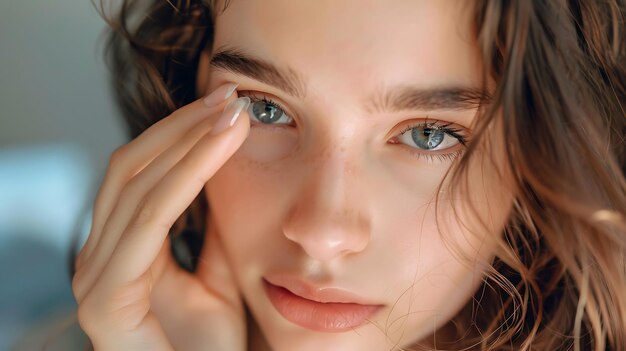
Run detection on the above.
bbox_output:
[391,120,467,162]
[239,91,467,162]
[239,92,296,127]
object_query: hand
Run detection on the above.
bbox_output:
[71,83,251,351]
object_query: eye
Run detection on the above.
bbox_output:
[397,123,462,150]
[389,120,467,161]
[241,92,294,127]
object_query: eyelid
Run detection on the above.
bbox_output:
[389,118,468,153]
[233,90,469,148]
[393,118,467,139]
[237,90,297,123]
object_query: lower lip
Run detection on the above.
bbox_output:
[263,280,381,332]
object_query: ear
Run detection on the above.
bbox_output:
[196,51,212,97]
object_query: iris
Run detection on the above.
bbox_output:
[251,99,285,124]
[411,128,444,150]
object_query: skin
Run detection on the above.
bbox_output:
[73,91,251,350]
[196,0,513,350]
[73,0,514,350]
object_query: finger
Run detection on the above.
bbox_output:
[75,97,250,345]
[151,217,246,351]
[72,111,219,301]
[153,259,246,351]
[73,89,246,300]
[77,84,237,269]
[195,218,242,308]
[97,97,250,290]
[76,82,238,269]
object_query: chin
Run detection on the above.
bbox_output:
[262,327,392,351]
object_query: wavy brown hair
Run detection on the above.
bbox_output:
[72,0,626,350]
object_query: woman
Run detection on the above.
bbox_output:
[70,0,626,350]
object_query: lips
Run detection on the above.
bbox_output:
[262,277,383,332]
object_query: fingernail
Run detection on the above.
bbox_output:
[209,97,251,135]
[202,82,239,107]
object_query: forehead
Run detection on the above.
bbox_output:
[212,0,481,100]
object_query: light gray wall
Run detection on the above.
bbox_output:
[0,0,127,150]
[0,0,128,348]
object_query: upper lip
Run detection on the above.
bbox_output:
[263,275,383,305]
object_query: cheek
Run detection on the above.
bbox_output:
[238,128,299,163]
[364,204,494,346]
[446,136,515,257]
[204,147,297,273]
[375,158,513,342]
[204,147,510,346]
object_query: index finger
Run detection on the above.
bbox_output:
[77,82,239,268]
[97,96,251,288]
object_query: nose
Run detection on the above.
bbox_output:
[282,149,372,262]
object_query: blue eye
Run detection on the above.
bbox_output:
[246,96,294,126]
[403,125,461,151]
[410,127,445,149]
[391,121,467,161]
[395,122,465,150]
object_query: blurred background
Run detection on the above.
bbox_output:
[0,0,128,349]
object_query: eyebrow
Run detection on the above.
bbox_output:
[367,85,490,114]
[210,48,307,98]
[209,47,490,113]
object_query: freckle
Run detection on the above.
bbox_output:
[233,154,279,174]
[324,147,334,160]
[309,147,331,162]
[334,208,371,232]
[344,162,357,176]
[341,208,352,217]
[357,215,371,232]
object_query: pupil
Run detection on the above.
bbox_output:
[412,128,444,149]
[252,101,284,124]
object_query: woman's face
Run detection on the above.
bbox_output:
[196,0,513,349]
